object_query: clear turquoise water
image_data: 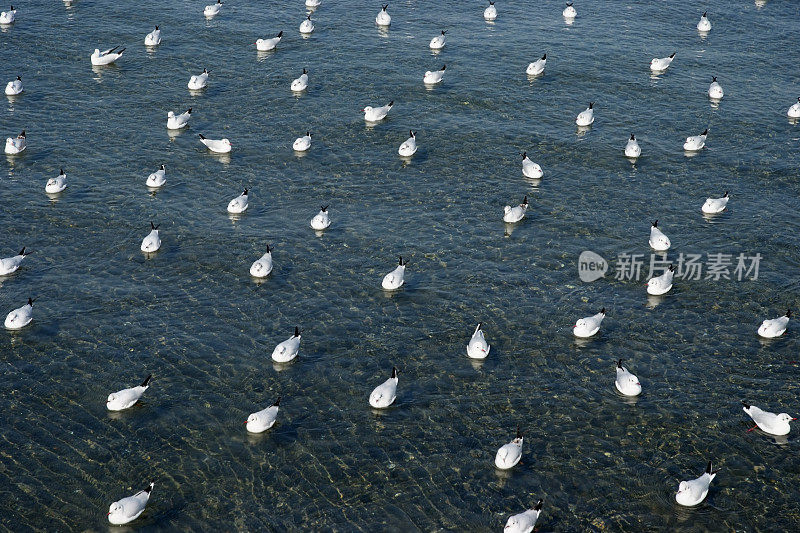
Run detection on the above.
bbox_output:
[2,0,800,531]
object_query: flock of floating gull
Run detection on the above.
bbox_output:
[1,1,797,529]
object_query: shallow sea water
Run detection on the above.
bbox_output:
[2,0,800,531]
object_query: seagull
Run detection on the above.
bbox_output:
[624,134,641,158]
[576,102,594,126]
[310,206,331,230]
[683,128,708,151]
[107,374,152,411]
[146,164,166,188]
[423,65,446,84]
[757,309,790,338]
[701,192,728,214]
[521,152,543,179]
[675,461,718,507]
[299,15,314,34]
[430,30,446,50]
[4,130,26,154]
[4,76,22,95]
[376,4,391,26]
[466,322,491,359]
[503,195,528,223]
[697,11,711,31]
[293,132,312,151]
[708,77,724,99]
[362,101,393,122]
[494,427,523,470]
[250,245,273,277]
[198,134,231,153]
[615,359,641,396]
[787,97,800,118]
[526,54,546,76]
[144,25,161,46]
[4,297,34,330]
[140,222,161,253]
[256,31,282,51]
[0,247,31,275]
[563,2,577,19]
[648,220,671,251]
[91,46,125,66]
[646,265,674,295]
[650,52,675,72]
[246,397,281,433]
[306,0,321,6]
[381,256,406,290]
[484,1,497,21]
[742,401,796,435]
[573,308,605,338]
[0,5,16,24]
[203,0,222,18]
[369,367,399,408]
[504,500,543,533]
[271,327,302,363]
[398,131,417,157]
[108,482,154,525]
[45,168,68,193]
[227,189,249,214]
[291,68,309,92]
[167,108,191,129]
[188,69,209,90]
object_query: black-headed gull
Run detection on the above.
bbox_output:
[198,133,231,153]
[204,0,222,18]
[246,397,281,433]
[45,169,67,193]
[526,54,546,76]
[646,264,674,295]
[144,26,161,46]
[423,65,446,84]
[0,247,30,275]
[5,76,22,95]
[573,307,605,337]
[787,97,800,118]
[250,245,273,277]
[369,367,398,408]
[4,130,26,154]
[697,11,711,31]
[495,427,523,470]
[742,401,796,435]
[108,482,154,525]
[624,134,641,158]
[272,327,301,362]
[503,195,528,223]
[615,359,641,396]
[504,500,543,533]
[683,128,707,151]
[256,31,282,51]
[701,192,728,214]
[708,77,723,99]
[91,46,124,66]
[293,132,312,151]
[576,102,594,126]
[107,374,152,411]
[757,309,790,338]
[4,297,34,330]
[167,108,191,129]
[376,4,391,26]
[484,1,497,21]
[381,257,406,290]
[521,152,542,179]
[146,165,166,188]
[0,6,16,24]
[563,2,576,19]
[398,131,417,157]
[299,15,314,34]
[140,222,161,253]
[430,30,446,50]
[227,189,248,214]
[188,69,209,90]
[362,101,393,122]
[310,206,330,230]
[675,461,718,506]
[648,220,671,251]
[650,52,675,72]
[466,323,491,359]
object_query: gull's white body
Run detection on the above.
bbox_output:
[300,16,314,34]
[291,71,308,92]
[256,32,282,51]
[4,132,25,154]
[306,0,321,6]
[376,6,391,26]
[697,13,711,32]
[503,197,528,223]
[146,165,166,188]
[526,55,546,76]
[646,267,674,296]
[144,26,161,46]
[382,262,405,290]
[227,190,248,214]
[675,464,716,507]
[46,170,67,193]
[108,483,153,525]
[167,108,191,129]
[199,135,231,153]
[369,369,398,408]
[521,153,542,179]
[787,98,800,118]
[310,208,331,230]
[188,70,208,90]
[484,2,497,21]
[758,311,790,338]
[0,7,15,24]
[625,135,641,158]
[423,66,446,84]
[683,130,707,151]
[650,54,675,72]
[466,323,491,359]
[91,47,124,66]
[5,76,22,95]
[204,0,222,17]
[141,227,161,253]
[250,248,273,277]
[649,222,671,251]
[4,300,33,330]
[495,434,523,470]
[576,104,594,126]
[398,132,417,156]
[293,133,312,151]
[430,31,446,49]
[708,78,724,99]
[573,309,604,338]
[107,376,151,411]
[504,502,543,533]
[615,361,641,396]
[742,403,795,436]
[363,102,393,122]
[271,330,301,362]
[0,249,28,276]
[246,401,280,433]
[701,193,728,214]
[563,4,577,18]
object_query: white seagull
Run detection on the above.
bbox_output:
[576,102,594,126]
[4,297,34,330]
[310,206,331,230]
[256,31,282,51]
[376,4,391,26]
[204,0,222,18]
[742,401,796,436]
[398,131,417,157]
[198,134,231,153]
[91,46,124,66]
[0,6,16,24]
[683,128,708,151]
[271,327,302,363]
[5,76,22,96]
[650,52,675,72]
[526,54,546,76]
[708,77,724,99]
[757,309,790,338]
[504,500,543,533]
[362,101,393,122]
[144,25,161,46]
[107,374,152,411]
[293,132,312,151]
[246,397,281,433]
[381,256,406,290]
[423,65,446,84]
[45,169,68,193]
[167,108,191,129]
[227,188,249,214]
[146,164,166,188]
[188,69,209,90]
[503,195,528,223]
[625,134,641,158]
[563,2,576,19]
[430,30,446,50]
[300,15,314,34]
[0,247,30,276]
[494,427,523,470]
[141,222,161,253]
[697,11,711,32]
[675,461,718,507]
[484,1,497,21]
[615,359,641,396]
[108,482,154,525]
[646,264,674,295]
[573,307,605,338]
[250,245,273,277]
[466,322,491,359]
[787,97,800,118]
[648,220,671,251]
[701,192,728,214]
[291,68,309,92]
[369,367,398,408]
[521,152,543,179]
[4,130,25,154]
